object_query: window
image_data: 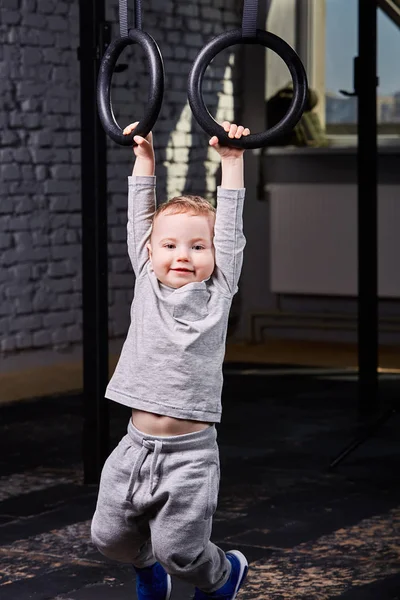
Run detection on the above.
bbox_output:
[324,0,400,136]
[264,0,400,143]
[292,0,400,141]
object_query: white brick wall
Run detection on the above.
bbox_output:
[0,0,242,356]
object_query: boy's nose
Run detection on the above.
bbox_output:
[177,250,190,261]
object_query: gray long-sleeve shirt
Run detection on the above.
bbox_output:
[105,175,246,423]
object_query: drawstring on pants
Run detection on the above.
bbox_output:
[126,438,163,501]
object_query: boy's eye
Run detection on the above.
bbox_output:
[163,244,204,250]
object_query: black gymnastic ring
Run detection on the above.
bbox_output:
[188,29,308,149]
[97,28,164,146]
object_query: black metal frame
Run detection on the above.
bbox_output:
[356,0,378,417]
[79,0,110,484]
[329,0,380,469]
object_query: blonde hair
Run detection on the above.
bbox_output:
[150,195,216,236]
[154,195,215,219]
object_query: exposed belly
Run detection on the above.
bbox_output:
[131,409,212,437]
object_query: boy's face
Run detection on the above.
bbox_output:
[146,211,215,289]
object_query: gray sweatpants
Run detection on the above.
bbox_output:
[91,419,231,593]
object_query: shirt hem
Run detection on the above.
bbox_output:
[105,388,221,423]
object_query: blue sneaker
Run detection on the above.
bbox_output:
[193,550,248,599]
[133,561,172,600]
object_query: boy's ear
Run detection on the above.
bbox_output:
[146,242,152,259]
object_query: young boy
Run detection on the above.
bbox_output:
[91,120,250,600]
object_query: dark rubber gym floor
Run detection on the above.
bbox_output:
[1,364,399,599]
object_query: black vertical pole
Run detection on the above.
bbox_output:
[357,0,378,417]
[79,0,110,483]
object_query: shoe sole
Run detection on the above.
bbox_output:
[165,573,172,600]
[227,550,249,599]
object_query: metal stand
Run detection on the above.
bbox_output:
[329,408,397,470]
[329,0,382,469]
[79,0,110,483]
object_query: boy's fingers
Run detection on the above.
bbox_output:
[243,128,250,136]
[134,135,146,145]
[235,125,244,138]
[222,121,231,132]
[228,123,238,138]
[209,136,219,146]
[123,121,140,135]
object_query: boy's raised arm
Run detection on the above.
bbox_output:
[124,123,156,277]
[210,122,249,296]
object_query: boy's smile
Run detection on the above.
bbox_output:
[172,267,193,272]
